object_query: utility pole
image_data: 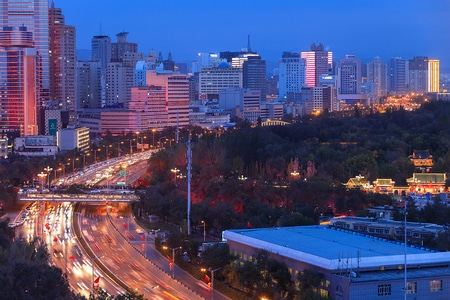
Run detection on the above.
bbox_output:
[187,132,192,236]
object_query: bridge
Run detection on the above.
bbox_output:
[18,193,139,203]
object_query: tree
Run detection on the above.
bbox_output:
[200,243,234,271]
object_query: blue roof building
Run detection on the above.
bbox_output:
[223,225,450,299]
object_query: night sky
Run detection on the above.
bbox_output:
[55,0,450,68]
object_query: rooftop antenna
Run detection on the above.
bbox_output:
[247,34,252,52]
[99,22,103,35]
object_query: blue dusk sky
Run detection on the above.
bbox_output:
[54,0,450,69]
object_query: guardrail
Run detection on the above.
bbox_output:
[18,193,139,202]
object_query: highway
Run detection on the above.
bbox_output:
[14,149,229,300]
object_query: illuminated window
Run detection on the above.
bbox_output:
[378,284,391,296]
[406,282,417,294]
[430,280,442,292]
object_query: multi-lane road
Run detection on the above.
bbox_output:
[14,150,229,300]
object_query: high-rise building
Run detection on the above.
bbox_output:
[243,55,266,102]
[146,71,190,127]
[278,52,305,99]
[49,3,76,111]
[0,0,49,126]
[366,56,387,97]
[408,56,440,93]
[301,43,333,87]
[91,35,111,107]
[91,35,111,70]
[105,62,134,108]
[388,57,409,95]
[337,55,362,101]
[111,31,138,63]
[427,59,440,93]
[199,63,242,99]
[76,61,102,108]
[0,26,38,136]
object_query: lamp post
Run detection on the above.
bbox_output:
[163,246,178,279]
[201,220,206,242]
[37,172,46,192]
[44,166,53,189]
[136,131,140,152]
[159,136,167,148]
[211,267,221,300]
[152,129,156,149]
[171,168,179,184]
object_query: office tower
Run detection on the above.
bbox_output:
[111,31,138,63]
[199,63,243,99]
[301,43,333,87]
[409,56,440,93]
[388,57,408,95]
[91,35,111,107]
[76,61,101,108]
[0,0,49,120]
[278,52,305,99]
[427,59,440,93]
[49,3,76,111]
[0,26,38,135]
[91,35,111,70]
[408,56,428,93]
[219,88,261,122]
[243,55,266,102]
[105,62,134,107]
[366,56,387,97]
[146,71,190,127]
[130,85,167,129]
[337,55,362,101]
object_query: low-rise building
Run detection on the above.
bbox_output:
[223,225,450,300]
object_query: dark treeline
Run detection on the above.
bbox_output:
[137,101,450,234]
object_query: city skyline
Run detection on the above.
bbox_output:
[54,0,450,68]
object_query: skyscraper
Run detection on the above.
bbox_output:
[0,26,38,136]
[49,3,76,111]
[278,52,305,99]
[0,0,49,123]
[366,56,387,97]
[111,31,137,63]
[408,56,440,93]
[243,55,266,102]
[388,57,408,95]
[337,55,362,102]
[91,35,111,70]
[301,43,333,87]
[76,61,101,109]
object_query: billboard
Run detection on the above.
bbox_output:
[48,119,57,136]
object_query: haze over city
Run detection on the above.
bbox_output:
[55,0,450,68]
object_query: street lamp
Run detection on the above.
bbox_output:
[152,129,156,149]
[201,220,206,242]
[37,172,47,192]
[163,246,179,279]
[171,168,179,184]
[44,166,53,189]
[211,267,221,300]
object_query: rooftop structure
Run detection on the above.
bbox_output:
[224,225,450,299]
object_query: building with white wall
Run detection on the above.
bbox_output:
[223,225,450,300]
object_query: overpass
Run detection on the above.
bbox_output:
[18,193,139,203]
